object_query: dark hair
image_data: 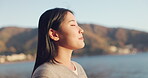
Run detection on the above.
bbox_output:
[32,8,73,74]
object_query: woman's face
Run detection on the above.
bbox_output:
[56,12,85,50]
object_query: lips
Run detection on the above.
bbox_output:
[79,37,84,40]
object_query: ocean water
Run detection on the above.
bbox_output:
[0,52,148,78]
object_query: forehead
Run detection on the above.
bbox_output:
[64,12,76,22]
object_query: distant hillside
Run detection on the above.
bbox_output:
[0,27,37,55]
[0,24,148,56]
[78,24,148,55]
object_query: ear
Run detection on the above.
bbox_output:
[48,28,59,41]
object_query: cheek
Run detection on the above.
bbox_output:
[68,30,85,49]
[59,33,76,46]
[57,28,84,49]
[57,35,84,50]
[60,30,77,39]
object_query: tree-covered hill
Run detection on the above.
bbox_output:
[0,24,148,56]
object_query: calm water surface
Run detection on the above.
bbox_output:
[0,52,148,78]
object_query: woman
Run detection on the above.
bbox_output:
[32,8,87,78]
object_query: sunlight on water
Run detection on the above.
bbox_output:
[0,52,148,78]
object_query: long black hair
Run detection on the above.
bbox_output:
[32,8,73,74]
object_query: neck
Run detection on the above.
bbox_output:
[55,46,73,64]
[55,46,75,70]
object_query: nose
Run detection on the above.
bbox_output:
[79,26,84,34]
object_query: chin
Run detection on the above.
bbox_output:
[70,42,85,50]
[81,43,85,48]
[77,43,85,49]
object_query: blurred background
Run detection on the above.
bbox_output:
[0,0,148,78]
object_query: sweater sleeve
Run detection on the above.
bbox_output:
[32,64,58,78]
[32,68,57,78]
[32,68,59,78]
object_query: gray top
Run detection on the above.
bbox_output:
[32,61,87,78]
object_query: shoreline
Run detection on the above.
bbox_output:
[0,59,35,64]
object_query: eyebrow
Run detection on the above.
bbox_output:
[68,20,75,23]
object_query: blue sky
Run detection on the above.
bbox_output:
[0,0,148,32]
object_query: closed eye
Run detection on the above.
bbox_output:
[71,25,76,26]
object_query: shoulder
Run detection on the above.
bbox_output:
[32,63,58,78]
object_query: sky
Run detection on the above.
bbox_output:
[0,0,148,32]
